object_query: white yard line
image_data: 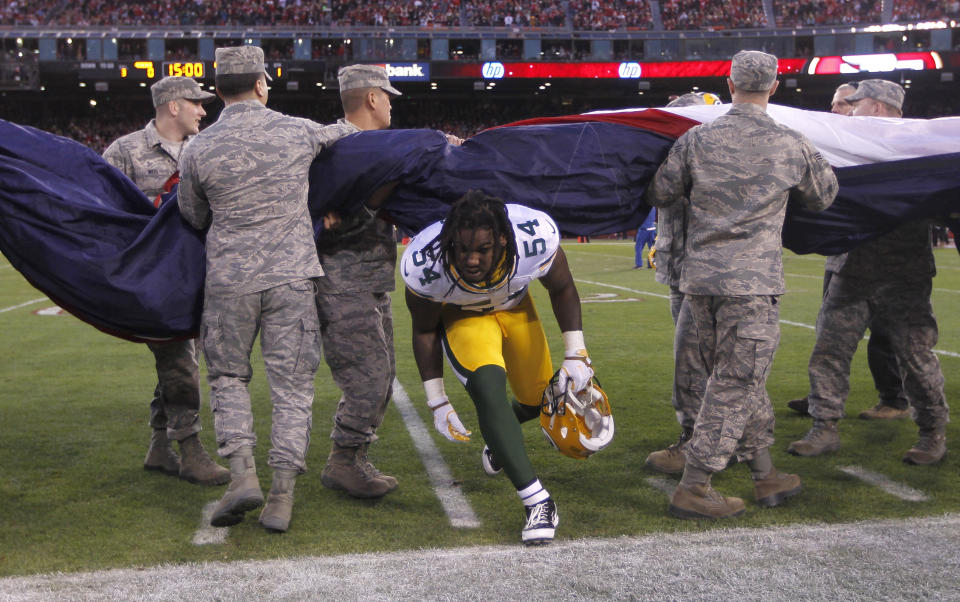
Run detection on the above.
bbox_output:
[0,298,47,313]
[191,501,229,546]
[392,378,480,529]
[575,279,671,300]
[579,281,960,359]
[645,476,678,498]
[837,466,930,502]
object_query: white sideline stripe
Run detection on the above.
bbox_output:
[784,272,822,280]
[645,476,677,498]
[934,287,960,294]
[0,298,47,314]
[837,465,930,502]
[192,502,229,546]
[392,378,480,529]
[577,282,960,360]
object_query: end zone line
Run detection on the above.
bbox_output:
[837,466,930,502]
[0,297,47,313]
[392,378,481,529]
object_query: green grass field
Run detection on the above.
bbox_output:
[1,243,958,577]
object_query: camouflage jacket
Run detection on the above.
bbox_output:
[315,118,397,295]
[645,103,838,296]
[824,219,936,282]
[178,100,353,297]
[103,119,185,199]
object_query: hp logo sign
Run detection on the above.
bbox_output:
[618,62,642,78]
[482,62,505,79]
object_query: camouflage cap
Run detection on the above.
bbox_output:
[150,76,216,108]
[729,50,778,92]
[843,79,905,111]
[215,45,272,81]
[338,64,401,96]
[666,92,723,107]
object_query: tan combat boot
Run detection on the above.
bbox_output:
[753,469,803,507]
[644,432,690,475]
[144,428,180,475]
[669,483,746,520]
[321,443,395,498]
[903,430,947,465]
[259,469,297,533]
[178,434,230,486]
[859,403,910,420]
[210,449,264,527]
[358,443,399,490]
[787,420,841,456]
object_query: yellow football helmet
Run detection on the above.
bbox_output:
[540,371,615,460]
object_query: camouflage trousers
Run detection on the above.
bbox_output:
[821,271,907,409]
[145,339,202,441]
[201,279,322,473]
[315,291,395,448]
[684,295,779,472]
[808,275,948,430]
[670,287,708,434]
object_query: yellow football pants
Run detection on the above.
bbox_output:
[440,293,554,407]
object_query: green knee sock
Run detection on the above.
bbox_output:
[466,366,536,488]
[512,398,540,424]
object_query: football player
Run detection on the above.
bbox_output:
[402,191,594,546]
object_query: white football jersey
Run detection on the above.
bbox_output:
[401,204,560,312]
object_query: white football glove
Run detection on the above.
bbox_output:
[559,350,594,393]
[427,396,471,442]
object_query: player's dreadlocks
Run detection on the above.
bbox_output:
[436,191,517,284]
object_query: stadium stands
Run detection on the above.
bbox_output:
[5,0,951,29]
[661,0,766,31]
[572,0,653,31]
[774,0,881,28]
[892,0,960,23]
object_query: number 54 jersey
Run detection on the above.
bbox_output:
[401,204,561,313]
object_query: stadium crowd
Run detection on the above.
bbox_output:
[571,0,653,31]
[892,0,960,23]
[661,0,766,30]
[774,0,880,28]
[3,0,950,29]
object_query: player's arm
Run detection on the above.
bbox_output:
[406,287,445,381]
[405,287,470,442]
[540,247,594,391]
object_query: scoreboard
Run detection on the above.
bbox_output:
[75,60,317,81]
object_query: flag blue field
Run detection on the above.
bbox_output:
[2,106,960,341]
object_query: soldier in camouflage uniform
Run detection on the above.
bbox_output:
[314,64,403,499]
[103,76,229,487]
[646,51,838,520]
[786,81,909,421]
[178,46,354,533]
[644,92,713,475]
[788,79,949,465]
